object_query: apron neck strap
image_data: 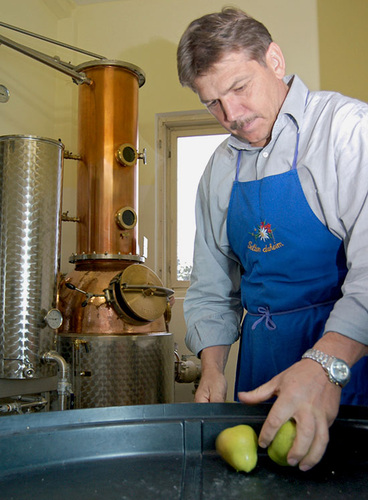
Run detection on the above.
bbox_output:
[235,149,242,181]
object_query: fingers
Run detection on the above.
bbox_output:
[287,413,316,467]
[276,409,329,471]
[257,398,290,448]
[195,386,224,402]
[238,378,278,405]
[194,373,228,402]
[194,390,210,403]
[257,403,330,470]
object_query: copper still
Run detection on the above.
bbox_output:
[58,60,175,408]
[0,24,200,414]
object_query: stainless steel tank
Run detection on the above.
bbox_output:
[58,333,174,408]
[0,135,64,379]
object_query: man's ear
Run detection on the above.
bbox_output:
[266,42,286,79]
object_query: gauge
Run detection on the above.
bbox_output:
[0,85,10,103]
[45,308,63,329]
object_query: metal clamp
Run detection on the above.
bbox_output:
[119,283,174,298]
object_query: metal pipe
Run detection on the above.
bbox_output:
[0,396,48,414]
[62,211,81,223]
[0,20,106,60]
[0,402,22,414]
[0,33,92,85]
[174,350,201,385]
[42,351,72,411]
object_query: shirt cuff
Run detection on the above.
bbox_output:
[185,312,240,357]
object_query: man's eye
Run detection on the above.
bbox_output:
[234,85,245,93]
[207,100,218,109]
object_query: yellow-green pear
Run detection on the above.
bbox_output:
[215,424,258,472]
[267,420,297,466]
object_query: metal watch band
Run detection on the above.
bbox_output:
[301,348,349,387]
[302,348,331,368]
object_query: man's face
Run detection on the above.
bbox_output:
[193,43,288,147]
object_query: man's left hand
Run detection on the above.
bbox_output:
[238,358,341,471]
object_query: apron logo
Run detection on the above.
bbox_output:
[248,221,284,253]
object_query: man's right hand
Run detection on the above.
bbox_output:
[194,345,230,402]
[195,370,228,402]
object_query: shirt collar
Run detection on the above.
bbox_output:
[228,74,309,151]
[280,74,309,130]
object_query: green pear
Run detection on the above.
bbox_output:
[267,419,297,466]
[215,424,258,472]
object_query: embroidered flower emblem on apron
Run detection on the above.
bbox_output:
[251,221,275,242]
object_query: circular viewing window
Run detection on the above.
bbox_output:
[115,207,137,229]
[123,146,136,164]
[116,143,137,166]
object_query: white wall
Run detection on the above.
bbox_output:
[0,0,62,137]
[0,0,320,401]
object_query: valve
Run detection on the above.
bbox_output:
[65,282,105,307]
[23,364,35,379]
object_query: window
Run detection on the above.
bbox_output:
[156,110,229,294]
[176,134,228,281]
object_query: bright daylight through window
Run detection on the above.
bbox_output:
[176,134,229,281]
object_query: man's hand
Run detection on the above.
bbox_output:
[194,345,231,402]
[195,369,228,402]
[239,332,368,471]
[238,359,341,470]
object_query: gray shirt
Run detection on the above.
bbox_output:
[184,75,368,357]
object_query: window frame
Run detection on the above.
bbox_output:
[155,110,228,295]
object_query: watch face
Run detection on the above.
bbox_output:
[330,359,351,384]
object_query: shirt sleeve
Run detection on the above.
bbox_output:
[322,100,368,346]
[183,147,243,357]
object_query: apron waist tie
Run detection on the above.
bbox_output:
[248,300,337,331]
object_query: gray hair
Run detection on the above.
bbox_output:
[177,7,273,90]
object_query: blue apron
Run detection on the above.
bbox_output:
[227,130,368,406]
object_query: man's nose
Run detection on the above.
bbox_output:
[221,98,242,123]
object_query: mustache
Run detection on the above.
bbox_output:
[230,115,258,131]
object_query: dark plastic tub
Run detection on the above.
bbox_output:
[0,403,367,499]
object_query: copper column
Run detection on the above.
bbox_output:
[58,60,174,408]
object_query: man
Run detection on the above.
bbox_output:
[177,8,368,471]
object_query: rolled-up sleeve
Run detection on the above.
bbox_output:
[322,103,368,346]
[184,145,243,357]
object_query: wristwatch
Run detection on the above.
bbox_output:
[302,348,351,388]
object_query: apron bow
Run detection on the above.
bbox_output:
[251,306,277,331]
